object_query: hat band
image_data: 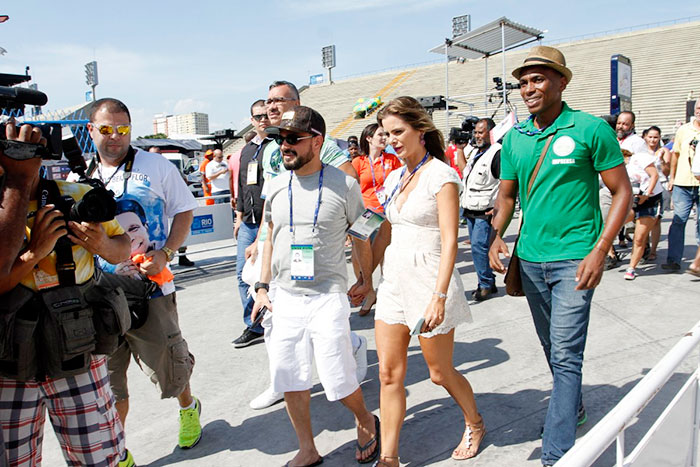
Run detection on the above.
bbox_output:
[524,57,561,66]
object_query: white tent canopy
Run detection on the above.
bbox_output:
[429,17,544,129]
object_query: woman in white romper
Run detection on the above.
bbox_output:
[370,97,484,466]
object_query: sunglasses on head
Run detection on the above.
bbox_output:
[273,133,315,146]
[92,123,131,136]
[252,114,269,121]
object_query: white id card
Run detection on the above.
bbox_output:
[375,187,387,205]
[247,161,259,185]
[347,208,385,241]
[290,244,314,281]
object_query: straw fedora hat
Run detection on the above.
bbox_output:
[512,46,572,83]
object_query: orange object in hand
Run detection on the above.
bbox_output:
[132,253,174,286]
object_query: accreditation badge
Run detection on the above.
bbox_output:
[348,208,385,241]
[290,244,314,281]
[375,187,387,205]
[247,161,259,185]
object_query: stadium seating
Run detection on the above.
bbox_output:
[226,20,699,153]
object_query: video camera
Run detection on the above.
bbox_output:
[493,77,520,92]
[0,85,64,161]
[449,115,480,145]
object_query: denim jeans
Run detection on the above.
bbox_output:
[466,216,495,289]
[667,186,700,264]
[236,222,262,333]
[520,258,593,465]
[213,189,231,205]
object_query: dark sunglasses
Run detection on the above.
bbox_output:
[252,114,269,121]
[273,134,314,146]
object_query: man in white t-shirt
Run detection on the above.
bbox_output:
[616,111,648,155]
[205,149,230,204]
[80,98,202,465]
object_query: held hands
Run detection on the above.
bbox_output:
[575,248,606,290]
[251,289,272,323]
[488,234,510,274]
[347,274,372,307]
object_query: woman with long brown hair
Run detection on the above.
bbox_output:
[370,96,484,465]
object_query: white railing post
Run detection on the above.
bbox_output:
[615,431,624,467]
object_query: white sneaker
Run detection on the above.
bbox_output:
[354,334,368,383]
[249,386,283,410]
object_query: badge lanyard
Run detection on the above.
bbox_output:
[288,165,325,242]
[368,153,386,189]
[247,141,265,186]
[382,152,429,210]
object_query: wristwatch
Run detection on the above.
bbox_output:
[254,282,270,293]
[161,246,176,262]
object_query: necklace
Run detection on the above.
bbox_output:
[513,114,552,136]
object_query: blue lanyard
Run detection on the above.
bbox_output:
[383,152,429,210]
[288,165,324,238]
[513,114,551,136]
[368,153,386,189]
[252,139,267,162]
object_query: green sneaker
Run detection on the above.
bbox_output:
[178,396,202,449]
[118,449,136,467]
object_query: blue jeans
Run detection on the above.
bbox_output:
[466,216,495,289]
[236,222,262,333]
[214,189,231,205]
[667,186,700,264]
[520,258,593,465]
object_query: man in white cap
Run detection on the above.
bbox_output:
[489,46,631,465]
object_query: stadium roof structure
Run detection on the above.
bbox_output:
[429,16,544,60]
[429,17,544,127]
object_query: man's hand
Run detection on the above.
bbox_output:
[251,289,272,323]
[234,219,240,239]
[245,241,258,261]
[668,175,674,192]
[25,205,67,261]
[348,275,372,307]
[575,249,606,290]
[0,122,46,179]
[67,221,109,255]
[488,234,510,274]
[138,249,168,276]
[230,198,237,210]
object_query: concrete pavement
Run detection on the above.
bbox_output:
[41,215,700,466]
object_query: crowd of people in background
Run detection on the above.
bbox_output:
[1,42,699,467]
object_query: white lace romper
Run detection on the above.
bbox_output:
[375,158,472,337]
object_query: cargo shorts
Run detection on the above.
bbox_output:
[107,293,194,400]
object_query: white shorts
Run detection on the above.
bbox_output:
[263,287,358,401]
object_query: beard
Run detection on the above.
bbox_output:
[616,129,632,140]
[282,148,313,171]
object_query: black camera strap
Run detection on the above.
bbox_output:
[86,146,136,196]
[37,178,76,286]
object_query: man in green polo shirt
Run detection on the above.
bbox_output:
[488,46,631,466]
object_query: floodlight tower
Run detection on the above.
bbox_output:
[322,45,336,85]
[84,61,98,102]
[452,14,471,38]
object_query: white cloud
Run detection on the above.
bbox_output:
[283,0,457,14]
[173,98,211,114]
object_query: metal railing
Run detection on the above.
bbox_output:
[558,320,700,466]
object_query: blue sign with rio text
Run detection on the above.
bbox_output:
[191,214,214,235]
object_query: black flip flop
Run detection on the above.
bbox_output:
[357,414,380,464]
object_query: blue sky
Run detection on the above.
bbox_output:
[1,1,698,138]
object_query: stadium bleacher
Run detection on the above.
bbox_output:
[227,20,700,153]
